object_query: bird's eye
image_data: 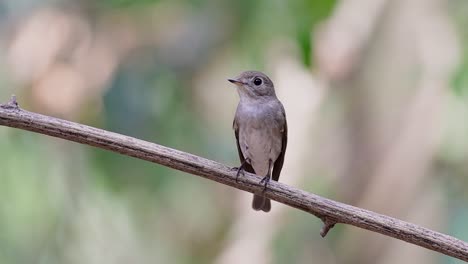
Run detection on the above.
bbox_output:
[253,78,262,86]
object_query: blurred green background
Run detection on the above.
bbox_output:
[0,0,468,263]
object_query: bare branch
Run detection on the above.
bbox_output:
[0,96,467,262]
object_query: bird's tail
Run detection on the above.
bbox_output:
[252,194,271,212]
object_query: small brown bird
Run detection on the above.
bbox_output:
[228,71,287,212]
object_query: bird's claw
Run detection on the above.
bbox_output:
[233,167,244,183]
[259,175,270,192]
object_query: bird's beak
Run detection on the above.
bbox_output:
[228,78,245,85]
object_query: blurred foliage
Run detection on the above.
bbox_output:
[289,1,335,66]
[0,1,338,263]
[1,0,468,264]
[99,0,161,9]
[451,0,468,96]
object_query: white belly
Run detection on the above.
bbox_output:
[239,125,282,177]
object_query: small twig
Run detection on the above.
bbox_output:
[320,218,337,238]
[0,96,467,262]
[0,95,19,109]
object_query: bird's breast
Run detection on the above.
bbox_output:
[236,102,284,176]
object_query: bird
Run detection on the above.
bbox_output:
[228,71,287,212]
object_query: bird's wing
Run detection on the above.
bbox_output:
[233,118,256,174]
[272,112,287,182]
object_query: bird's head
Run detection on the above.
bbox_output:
[228,71,276,99]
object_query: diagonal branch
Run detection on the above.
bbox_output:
[0,96,467,262]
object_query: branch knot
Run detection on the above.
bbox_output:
[0,95,19,110]
[320,217,337,238]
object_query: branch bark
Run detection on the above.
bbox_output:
[0,96,467,262]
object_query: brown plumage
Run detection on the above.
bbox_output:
[229,71,287,212]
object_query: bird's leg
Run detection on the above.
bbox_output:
[233,158,250,182]
[260,159,272,192]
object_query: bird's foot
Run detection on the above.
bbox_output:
[233,159,250,183]
[259,175,270,192]
[232,166,245,183]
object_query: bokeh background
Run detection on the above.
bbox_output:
[0,0,468,263]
